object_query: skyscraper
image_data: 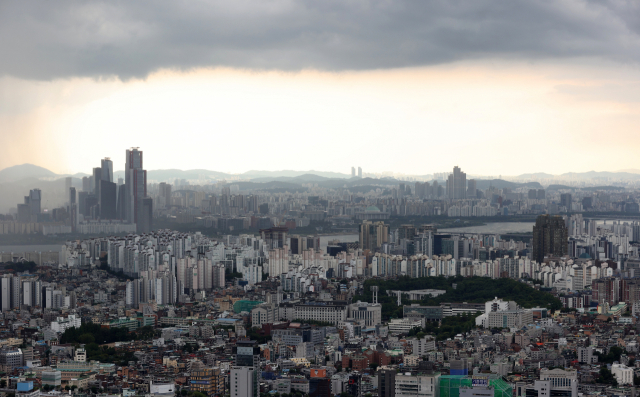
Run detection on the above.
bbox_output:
[92,167,101,196]
[82,176,91,192]
[467,179,477,199]
[560,193,572,210]
[351,167,355,177]
[64,177,72,197]
[28,189,41,215]
[446,166,467,200]
[532,215,568,263]
[357,167,362,178]
[116,185,126,220]
[69,187,77,230]
[100,180,117,219]
[124,148,149,229]
[101,157,113,182]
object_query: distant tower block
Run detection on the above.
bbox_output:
[371,286,378,304]
[396,291,402,306]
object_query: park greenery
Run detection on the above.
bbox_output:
[0,261,37,273]
[353,276,562,321]
[60,323,154,364]
[595,346,624,364]
[408,312,481,341]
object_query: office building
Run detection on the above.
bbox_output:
[234,340,260,367]
[64,176,72,194]
[0,348,23,369]
[395,372,440,397]
[69,187,76,207]
[29,189,41,215]
[101,157,113,182]
[138,197,153,233]
[100,180,117,219]
[19,189,42,221]
[560,193,572,209]
[447,166,467,200]
[309,378,331,397]
[516,369,578,397]
[116,184,127,220]
[532,215,568,263]
[92,167,101,196]
[347,301,382,327]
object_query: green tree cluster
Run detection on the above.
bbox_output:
[595,346,624,364]
[596,367,618,386]
[408,313,481,340]
[1,261,37,273]
[353,276,562,321]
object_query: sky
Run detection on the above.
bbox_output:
[2,0,640,176]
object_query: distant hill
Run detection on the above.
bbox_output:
[0,164,57,182]
[243,169,351,179]
[515,172,555,179]
[475,179,542,190]
[249,173,332,183]
[559,171,640,181]
[547,184,625,191]
[582,186,625,191]
[546,184,575,191]
[114,169,232,182]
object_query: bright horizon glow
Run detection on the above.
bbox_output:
[2,60,640,177]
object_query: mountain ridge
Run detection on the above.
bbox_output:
[2,164,640,184]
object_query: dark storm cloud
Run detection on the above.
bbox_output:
[1,0,639,80]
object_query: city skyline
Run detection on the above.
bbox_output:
[2,2,640,392]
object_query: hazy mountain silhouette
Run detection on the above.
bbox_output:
[0,164,57,182]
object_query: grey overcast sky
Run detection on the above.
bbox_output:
[1,0,640,175]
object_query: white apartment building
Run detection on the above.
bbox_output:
[230,366,258,397]
[408,336,436,357]
[612,364,634,385]
[50,315,81,333]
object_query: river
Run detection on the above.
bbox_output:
[0,244,63,253]
[440,222,535,234]
[318,234,359,251]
